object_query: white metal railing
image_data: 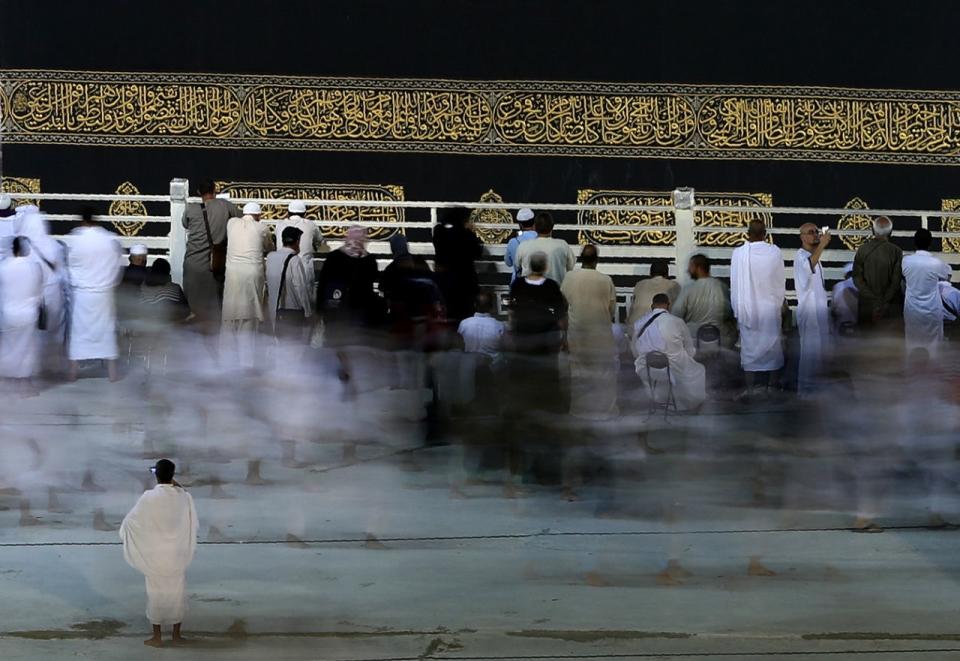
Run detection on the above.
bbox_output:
[5,179,960,301]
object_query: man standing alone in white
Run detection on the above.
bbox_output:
[120,459,198,647]
[903,228,952,356]
[730,220,785,397]
[221,202,272,369]
[794,224,832,394]
[67,208,125,381]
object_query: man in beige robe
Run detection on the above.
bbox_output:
[560,245,618,419]
[627,259,680,332]
[220,203,273,369]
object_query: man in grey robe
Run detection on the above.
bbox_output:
[671,254,735,348]
[180,179,240,334]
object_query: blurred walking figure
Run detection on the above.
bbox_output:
[433,207,483,322]
[853,216,902,329]
[120,459,198,647]
[505,252,568,494]
[627,258,680,331]
[181,179,240,332]
[794,224,832,394]
[831,262,858,334]
[902,228,952,357]
[730,220,785,397]
[561,245,618,419]
[221,202,271,369]
[18,206,68,367]
[0,237,43,393]
[67,208,125,381]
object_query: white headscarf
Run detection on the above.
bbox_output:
[17,206,63,271]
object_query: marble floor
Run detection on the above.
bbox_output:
[1,348,959,660]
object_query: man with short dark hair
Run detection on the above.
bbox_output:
[730,220,785,396]
[515,212,575,284]
[561,244,618,419]
[628,259,680,331]
[632,293,705,411]
[671,254,734,347]
[903,227,952,355]
[120,459,198,648]
[794,224,832,394]
[67,207,125,381]
[180,179,240,332]
[266,226,313,342]
[458,290,506,360]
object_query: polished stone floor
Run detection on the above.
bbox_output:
[1,348,959,660]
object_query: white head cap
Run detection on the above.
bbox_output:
[872,216,893,237]
[516,208,534,223]
[288,200,307,215]
[129,244,148,256]
[242,202,262,216]
[0,194,10,210]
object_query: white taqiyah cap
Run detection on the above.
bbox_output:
[242,202,262,215]
[129,244,148,256]
[517,208,534,223]
[0,194,10,210]
[288,200,307,214]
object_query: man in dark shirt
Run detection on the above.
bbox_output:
[853,215,903,327]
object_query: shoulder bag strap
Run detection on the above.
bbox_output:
[201,202,215,251]
[276,253,296,318]
[636,311,666,339]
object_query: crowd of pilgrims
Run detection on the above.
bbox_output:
[1,182,960,507]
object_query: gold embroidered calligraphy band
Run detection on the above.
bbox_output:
[578,190,773,246]
[4,70,960,163]
[215,181,405,241]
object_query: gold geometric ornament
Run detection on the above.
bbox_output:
[941,199,960,253]
[0,176,41,208]
[835,197,873,250]
[469,190,514,244]
[108,181,148,236]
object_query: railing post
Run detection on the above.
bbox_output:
[673,188,696,285]
[169,178,188,286]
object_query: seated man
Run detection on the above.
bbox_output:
[632,293,706,411]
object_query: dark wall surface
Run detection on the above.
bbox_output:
[1,0,957,233]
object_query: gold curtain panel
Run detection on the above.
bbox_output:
[3,70,960,164]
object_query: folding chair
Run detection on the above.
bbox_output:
[696,323,721,359]
[645,350,677,420]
